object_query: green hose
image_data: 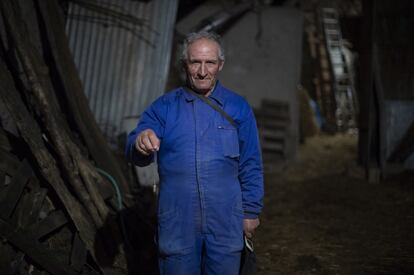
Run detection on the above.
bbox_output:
[96,167,123,210]
[96,168,138,253]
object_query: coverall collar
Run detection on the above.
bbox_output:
[183,81,224,106]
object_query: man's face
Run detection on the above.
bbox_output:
[185,38,224,95]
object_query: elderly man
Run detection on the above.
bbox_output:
[126,31,263,275]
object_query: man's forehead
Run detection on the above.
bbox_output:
[190,37,218,45]
[188,39,220,58]
[189,38,219,50]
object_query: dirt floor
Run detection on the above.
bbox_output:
[254,134,414,275]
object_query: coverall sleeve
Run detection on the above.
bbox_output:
[125,97,167,167]
[238,106,264,219]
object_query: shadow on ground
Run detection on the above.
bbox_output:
[255,134,414,275]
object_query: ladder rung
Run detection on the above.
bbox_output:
[326,33,341,40]
[325,29,340,34]
[330,55,343,60]
[327,36,340,42]
[322,8,337,14]
[336,85,349,91]
[323,18,338,24]
[329,50,342,55]
[328,38,341,44]
[330,52,343,57]
[331,59,345,64]
[335,74,350,81]
[329,47,342,52]
[328,41,341,46]
[337,78,352,83]
[327,38,341,43]
[260,129,286,140]
[262,142,284,153]
[324,23,339,28]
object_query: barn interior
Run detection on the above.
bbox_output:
[0,0,413,274]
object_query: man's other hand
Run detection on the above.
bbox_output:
[135,129,160,156]
[243,218,260,239]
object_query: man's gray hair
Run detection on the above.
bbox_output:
[181,31,225,62]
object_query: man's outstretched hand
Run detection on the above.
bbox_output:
[243,218,260,239]
[135,129,160,156]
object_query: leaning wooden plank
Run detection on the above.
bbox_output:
[0,238,17,272]
[0,55,96,259]
[0,127,12,151]
[70,232,88,272]
[0,171,5,194]
[36,0,131,205]
[30,210,68,240]
[0,148,20,174]
[9,252,28,275]
[0,218,78,275]
[0,160,32,220]
[16,188,48,229]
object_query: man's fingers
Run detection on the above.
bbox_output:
[243,218,260,238]
[135,138,150,155]
[244,227,254,239]
[244,227,255,237]
[148,132,160,150]
[141,135,155,151]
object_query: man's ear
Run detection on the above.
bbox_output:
[219,60,224,71]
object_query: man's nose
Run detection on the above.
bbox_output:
[198,63,207,77]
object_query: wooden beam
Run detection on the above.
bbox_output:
[0,239,16,272]
[0,128,12,151]
[15,188,47,229]
[70,232,88,272]
[0,160,32,220]
[30,210,68,240]
[0,218,78,275]
[9,252,27,275]
[36,0,132,205]
[0,148,20,175]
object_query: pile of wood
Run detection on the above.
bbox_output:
[0,0,144,274]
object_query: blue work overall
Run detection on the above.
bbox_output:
[126,81,263,275]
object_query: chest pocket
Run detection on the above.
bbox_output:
[218,125,240,158]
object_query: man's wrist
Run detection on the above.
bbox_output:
[243,211,259,219]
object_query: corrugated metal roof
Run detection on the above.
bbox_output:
[65,0,178,146]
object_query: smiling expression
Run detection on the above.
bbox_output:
[184,38,224,96]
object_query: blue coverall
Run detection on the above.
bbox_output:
[126,81,264,275]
